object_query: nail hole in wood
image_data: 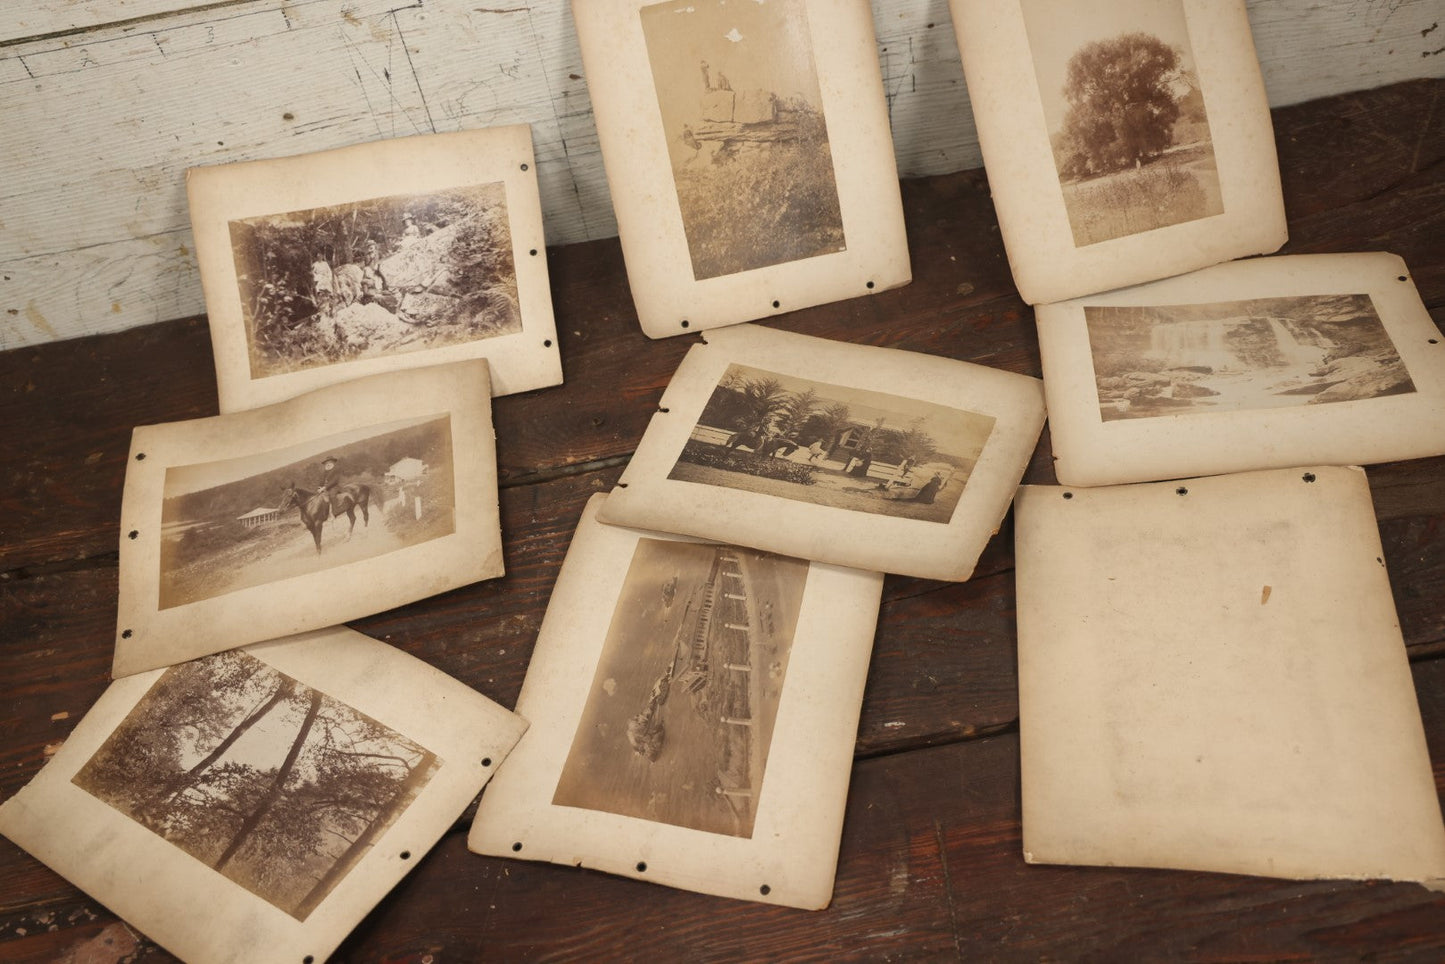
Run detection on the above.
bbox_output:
[128,530,139,540]
[636,861,647,872]
[482,757,492,767]
[1302,472,1317,483]
[512,842,523,852]
[759,884,771,895]
[1176,486,1188,496]
[121,629,133,639]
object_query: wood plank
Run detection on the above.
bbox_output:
[12,657,1444,961]
[2,2,1442,346]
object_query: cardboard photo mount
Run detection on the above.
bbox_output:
[1037,252,1445,486]
[572,0,911,338]
[0,628,528,964]
[948,0,1286,304]
[1015,465,1445,886]
[469,494,884,908]
[597,324,1046,581]
[115,359,503,678]
[188,124,562,413]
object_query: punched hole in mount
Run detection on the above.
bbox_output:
[482,757,492,767]
[771,300,781,309]
[544,339,553,348]
[1302,472,1317,483]
[128,530,139,540]
[680,320,690,329]
[529,248,538,256]
[759,884,771,896]
[135,452,146,461]
[1176,487,1188,496]
[1062,492,1073,500]
[304,957,314,964]
[1398,275,1408,282]
[400,850,411,860]
[866,280,875,289]
[521,163,529,171]
[636,861,647,873]
[512,842,523,852]
[121,629,133,639]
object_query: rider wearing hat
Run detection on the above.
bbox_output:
[318,456,340,511]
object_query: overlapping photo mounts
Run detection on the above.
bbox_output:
[115,360,503,677]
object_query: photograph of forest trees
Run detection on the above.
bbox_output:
[669,364,995,524]
[1086,294,1416,420]
[72,650,440,921]
[1021,0,1223,246]
[229,183,520,378]
[642,0,846,279]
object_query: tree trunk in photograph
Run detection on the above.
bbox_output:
[140,678,297,819]
[213,688,323,872]
[290,749,438,921]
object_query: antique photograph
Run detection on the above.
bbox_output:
[1086,294,1416,421]
[1020,0,1223,246]
[72,649,441,921]
[159,414,455,609]
[667,364,996,524]
[640,0,846,279]
[552,537,808,837]
[231,183,520,377]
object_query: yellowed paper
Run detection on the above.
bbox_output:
[1016,466,1445,885]
[949,0,1285,304]
[597,324,1045,580]
[469,494,883,908]
[114,360,502,677]
[188,125,561,412]
[0,628,527,964]
[573,0,910,338]
[1037,253,1445,486]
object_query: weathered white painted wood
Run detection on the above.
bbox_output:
[0,0,211,43]
[1,0,1441,348]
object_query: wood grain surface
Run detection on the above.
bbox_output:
[2,0,1442,347]
[1,79,1443,961]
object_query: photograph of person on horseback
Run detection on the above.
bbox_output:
[158,415,455,608]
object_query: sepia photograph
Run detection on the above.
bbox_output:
[1020,0,1223,246]
[552,537,808,838]
[640,0,846,279]
[667,364,996,524]
[71,649,441,922]
[231,183,520,378]
[1086,294,1416,421]
[159,414,455,609]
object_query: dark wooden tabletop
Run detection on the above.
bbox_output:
[3,78,1444,962]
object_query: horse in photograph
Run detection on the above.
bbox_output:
[279,481,372,553]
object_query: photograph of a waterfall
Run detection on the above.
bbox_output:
[552,537,807,837]
[667,364,996,524]
[71,649,440,921]
[1021,0,1223,247]
[158,414,456,609]
[1086,294,1415,421]
[641,0,846,279]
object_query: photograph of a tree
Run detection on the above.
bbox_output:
[1022,0,1223,246]
[73,651,440,920]
[1056,33,1183,178]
